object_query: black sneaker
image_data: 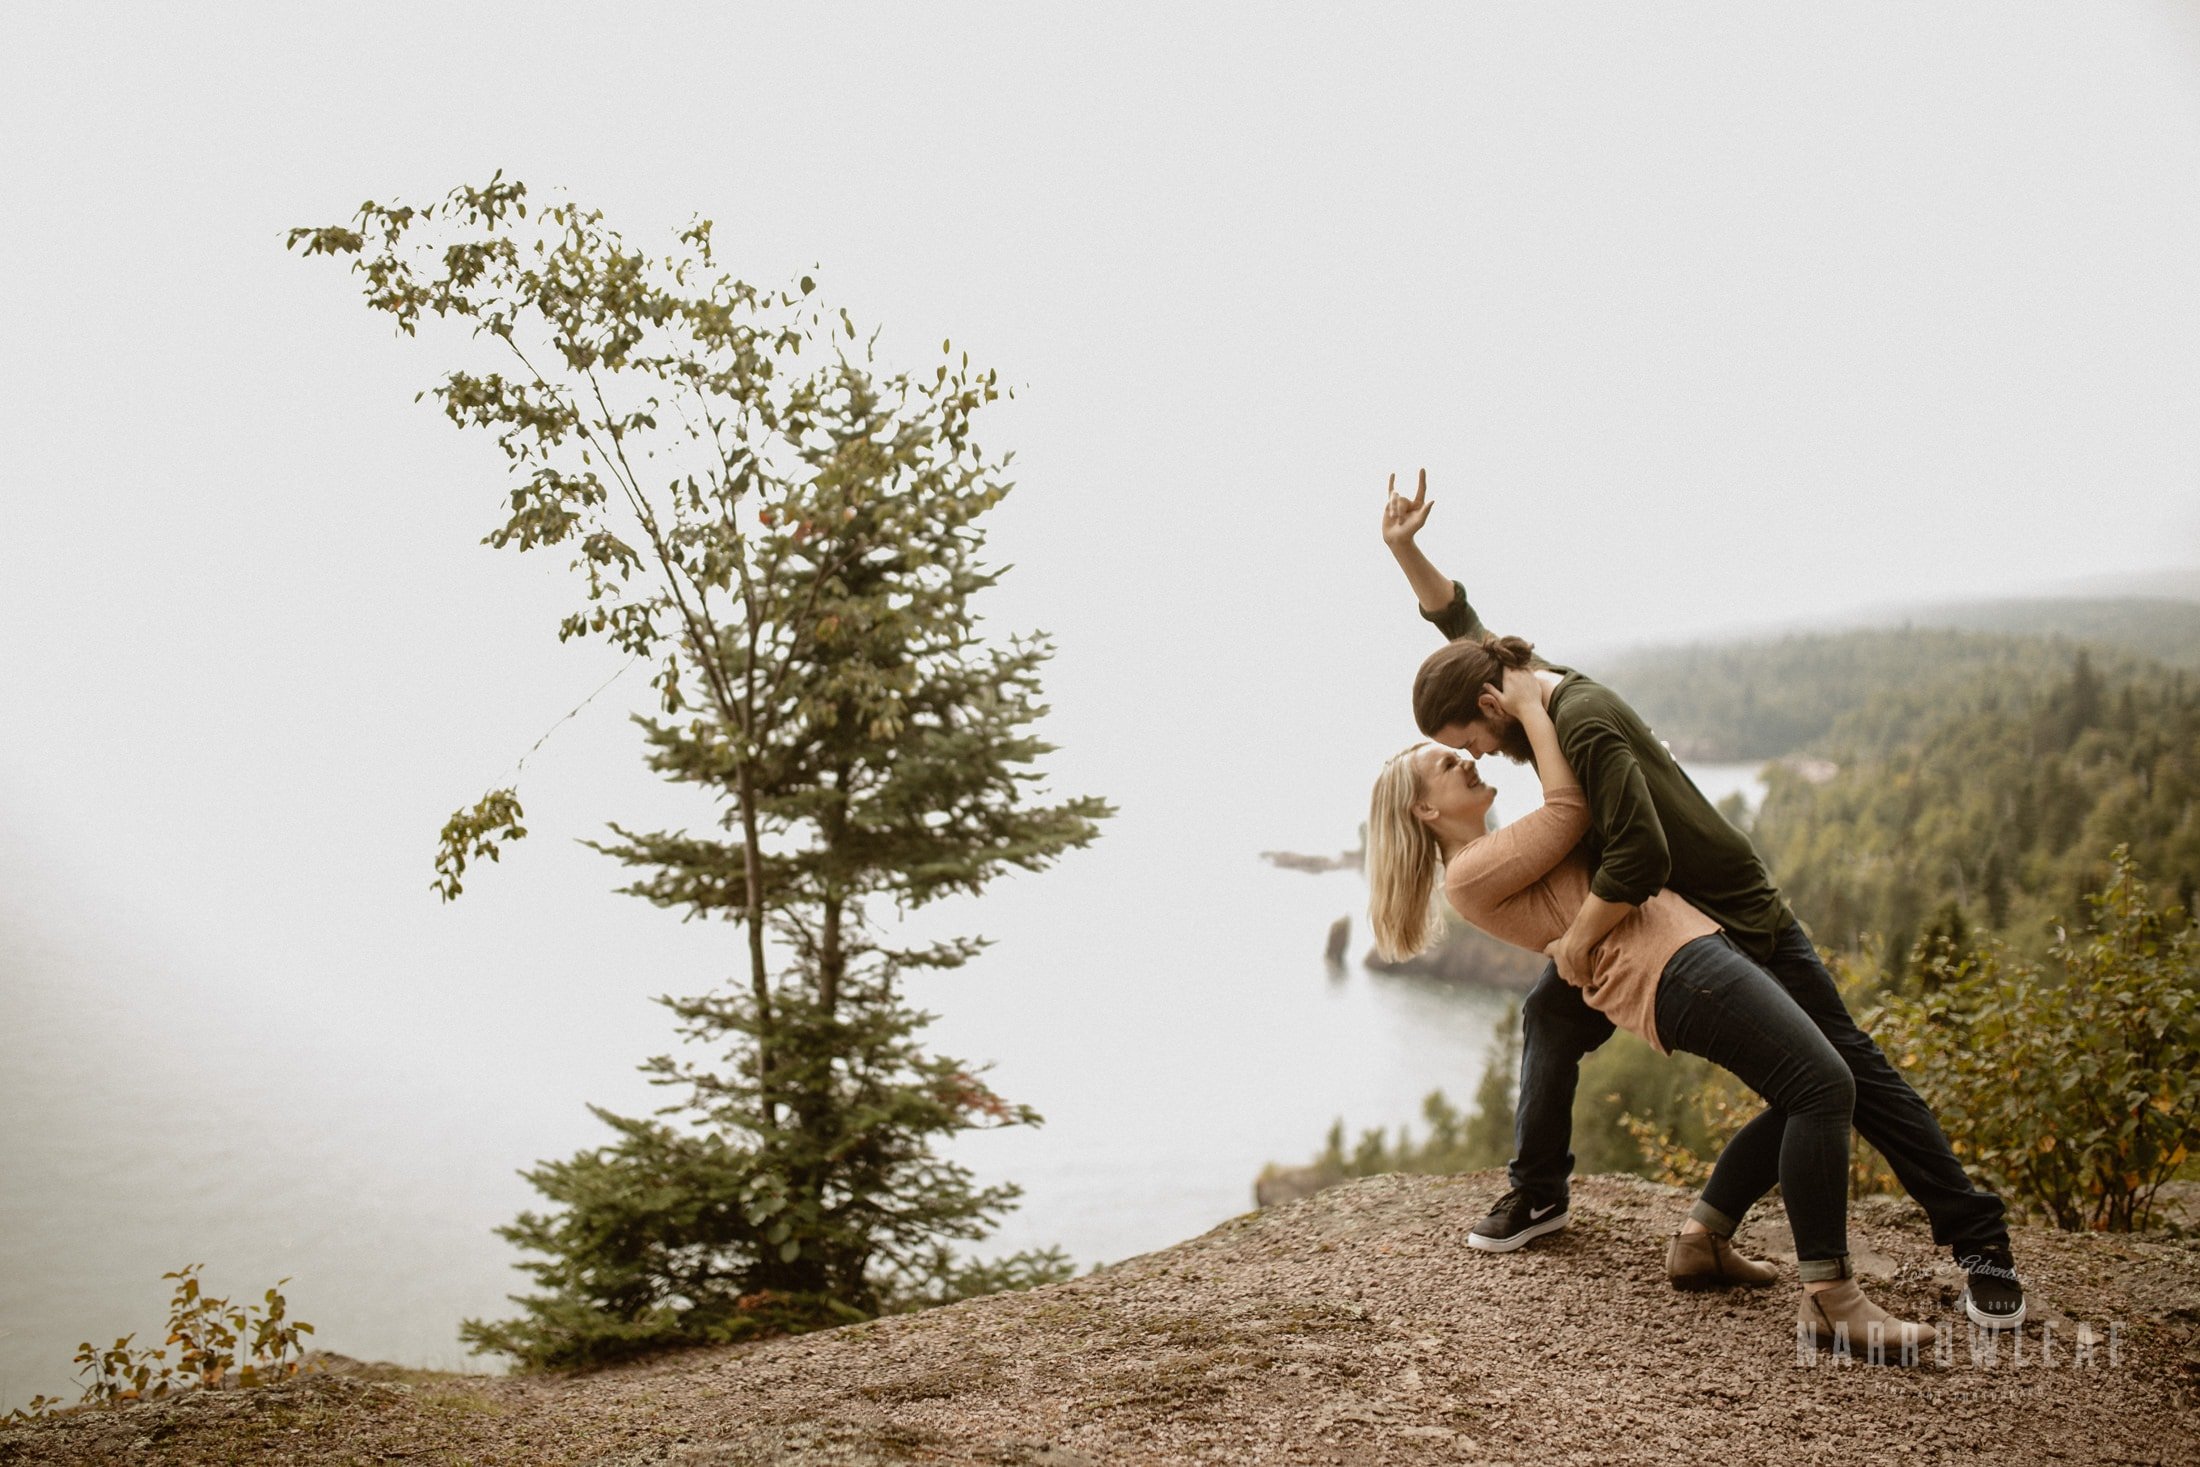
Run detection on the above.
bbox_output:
[1467,1186,1569,1253]
[1957,1242,2026,1330]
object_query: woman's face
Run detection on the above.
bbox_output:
[1411,743,1497,829]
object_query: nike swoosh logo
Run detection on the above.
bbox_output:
[1529,1203,1559,1220]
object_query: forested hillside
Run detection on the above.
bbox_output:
[1602,596,2199,761]
[1751,649,2200,966]
[1596,598,2199,965]
[1890,595,2200,673]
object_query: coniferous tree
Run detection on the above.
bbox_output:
[292,178,1108,1367]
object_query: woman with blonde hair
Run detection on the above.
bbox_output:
[1369,646,1934,1361]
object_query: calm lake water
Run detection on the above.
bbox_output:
[0,759,1766,1405]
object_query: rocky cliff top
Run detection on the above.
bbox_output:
[6,1171,2197,1466]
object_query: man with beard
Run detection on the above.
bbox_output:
[1381,470,2026,1331]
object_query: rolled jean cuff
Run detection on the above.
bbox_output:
[1797,1254,1854,1284]
[1688,1199,1739,1237]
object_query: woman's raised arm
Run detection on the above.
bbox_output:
[1488,666,1578,802]
[1443,664,1589,906]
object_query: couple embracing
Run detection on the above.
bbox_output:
[1364,472,2024,1364]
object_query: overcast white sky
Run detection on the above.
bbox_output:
[4,0,2197,1030]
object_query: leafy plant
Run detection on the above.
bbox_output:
[1867,848,2200,1231]
[3,1394,64,1423]
[1613,1070,1751,1192]
[8,1266,313,1420]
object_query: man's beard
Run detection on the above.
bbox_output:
[1496,718,1536,765]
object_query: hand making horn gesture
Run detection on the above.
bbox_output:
[1380,468,1433,548]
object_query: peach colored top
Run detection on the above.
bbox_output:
[1442,786,1718,1054]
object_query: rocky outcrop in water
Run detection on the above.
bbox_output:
[1362,921,1547,989]
[1261,847,1363,874]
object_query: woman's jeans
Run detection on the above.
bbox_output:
[1651,933,1853,1272]
[1503,916,2010,1259]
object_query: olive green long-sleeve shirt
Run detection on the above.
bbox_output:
[1421,581,1790,963]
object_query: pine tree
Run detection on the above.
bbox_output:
[292,178,1109,1368]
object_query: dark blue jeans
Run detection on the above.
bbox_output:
[1651,933,1854,1266]
[1506,915,2010,1257]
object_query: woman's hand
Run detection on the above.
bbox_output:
[1477,665,1545,725]
[1381,469,1433,548]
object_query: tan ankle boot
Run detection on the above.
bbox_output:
[1666,1229,1778,1290]
[1798,1280,1936,1364]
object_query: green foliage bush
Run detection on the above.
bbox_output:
[1576,1038,1726,1180]
[1866,850,2199,1231]
[8,1266,313,1421]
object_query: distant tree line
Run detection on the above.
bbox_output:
[1605,628,2059,761]
[1749,647,2200,972]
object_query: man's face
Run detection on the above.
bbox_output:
[1430,718,1496,758]
[1431,710,1535,765]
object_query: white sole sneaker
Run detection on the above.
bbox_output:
[1962,1289,2026,1331]
[1467,1209,1569,1253]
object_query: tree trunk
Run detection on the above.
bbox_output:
[737,760,776,1129]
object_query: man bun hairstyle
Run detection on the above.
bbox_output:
[1412,633,1539,737]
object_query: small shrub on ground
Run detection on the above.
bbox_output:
[7,1265,313,1421]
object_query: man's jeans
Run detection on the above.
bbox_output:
[1506,915,2009,1257]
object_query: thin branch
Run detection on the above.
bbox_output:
[495,326,743,736]
[582,362,746,731]
[487,653,645,788]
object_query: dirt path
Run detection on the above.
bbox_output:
[6,1172,2196,1466]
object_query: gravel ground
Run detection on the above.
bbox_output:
[5,1171,2197,1466]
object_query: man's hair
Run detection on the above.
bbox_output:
[1412,633,1539,737]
